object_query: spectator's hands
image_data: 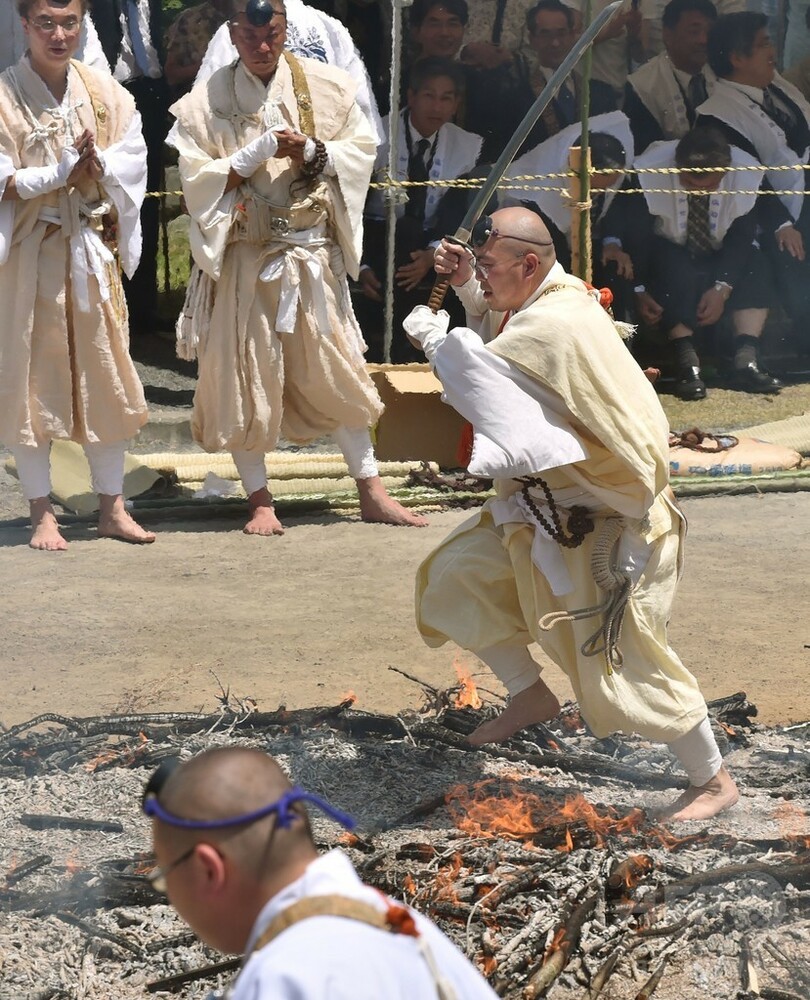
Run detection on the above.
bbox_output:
[635,290,663,326]
[434,238,473,286]
[359,267,383,302]
[601,243,634,279]
[274,129,308,166]
[460,41,512,70]
[396,249,435,292]
[696,286,728,326]
[776,224,805,260]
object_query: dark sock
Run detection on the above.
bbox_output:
[733,335,759,369]
[672,336,700,373]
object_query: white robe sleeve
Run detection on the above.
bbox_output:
[432,325,588,478]
[167,120,236,281]
[0,152,14,265]
[99,111,148,278]
[312,9,384,145]
[77,14,111,74]
[325,101,378,279]
[195,24,237,86]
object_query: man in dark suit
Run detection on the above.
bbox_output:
[512,0,617,153]
[89,0,168,335]
[696,11,810,351]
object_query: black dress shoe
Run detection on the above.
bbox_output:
[674,366,707,401]
[731,362,782,394]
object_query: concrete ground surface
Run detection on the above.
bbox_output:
[1,471,808,730]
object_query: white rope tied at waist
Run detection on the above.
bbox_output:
[38,198,114,313]
[258,224,331,335]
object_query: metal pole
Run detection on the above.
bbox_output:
[383,0,413,364]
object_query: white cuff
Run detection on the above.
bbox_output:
[668,717,723,787]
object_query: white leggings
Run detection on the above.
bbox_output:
[11,440,127,500]
[478,641,723,787]
[232,426,379,496]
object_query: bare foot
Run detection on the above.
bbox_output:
[468,678,561,746]
[657,766,739,822]
[29,498,68,551]
[357,476,428,527]
[244,487,284,536]
[97,495,156,544]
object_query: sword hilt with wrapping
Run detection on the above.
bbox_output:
[428,234,471,313]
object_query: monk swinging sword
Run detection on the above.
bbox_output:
[404,3,740,820]
[426,0,624,312]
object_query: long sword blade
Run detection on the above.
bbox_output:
[427,0,623,310]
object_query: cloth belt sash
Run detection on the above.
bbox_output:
[39,196,116,313]
[258,220,331,334]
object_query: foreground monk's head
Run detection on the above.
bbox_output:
[230,0,288,84]
[471,207,557,312]
[144,748,318,954]
[19,0,85,74]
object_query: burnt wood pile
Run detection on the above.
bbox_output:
[0,685,808,999]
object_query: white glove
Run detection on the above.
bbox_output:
[402,305,450,363]
[14,146,81,200]
[230,124,286,178]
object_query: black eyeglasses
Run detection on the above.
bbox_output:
[470,215,554,250]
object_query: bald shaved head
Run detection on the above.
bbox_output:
[488,207,556,263]
[149,748,317,952]
[472,206,557,311]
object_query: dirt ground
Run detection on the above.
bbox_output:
[1,469,808,730]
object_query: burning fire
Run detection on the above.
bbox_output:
[445,779,646,847]
[453,660,482,710]
[339,691,357,706]
[773,801,810,849]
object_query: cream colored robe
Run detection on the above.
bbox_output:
[0,58,148,447]
[169,58,382,453]
[416,274,708,742]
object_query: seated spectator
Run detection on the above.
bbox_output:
[503,113,640,319]
[639,0,742,60]
[625,0,718,155]
[633,127,780,399]
[163,0,234,98]
[406,0,516,159]
[697,11,810,351]
[360,57,483,362]
[512,0,617,153]
[144,748,499,999]
[563,0,642,104]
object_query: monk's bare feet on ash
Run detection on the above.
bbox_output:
[657,765,739,822]
[98,495,156,544]
[357,476,429,527]
[29,498,68,551]
[468,678,561,746]
[244,487,285,536]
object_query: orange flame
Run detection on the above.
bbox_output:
[453,661,482,710]
[445,780,646,847]
[64,849,81,876]
[403,874,417,895]
[339,691,357,706]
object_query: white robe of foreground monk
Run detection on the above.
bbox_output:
[0,0,153,550]
[168,0,426,534]
[404,206,739,822]
[147,748,499,999]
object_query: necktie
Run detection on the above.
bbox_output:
[405,138,430,221]
[590,191,606,239]
[686,73,707,124]
[763,88,793,135]
[686,193,713,256]
[555,83,577,126]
